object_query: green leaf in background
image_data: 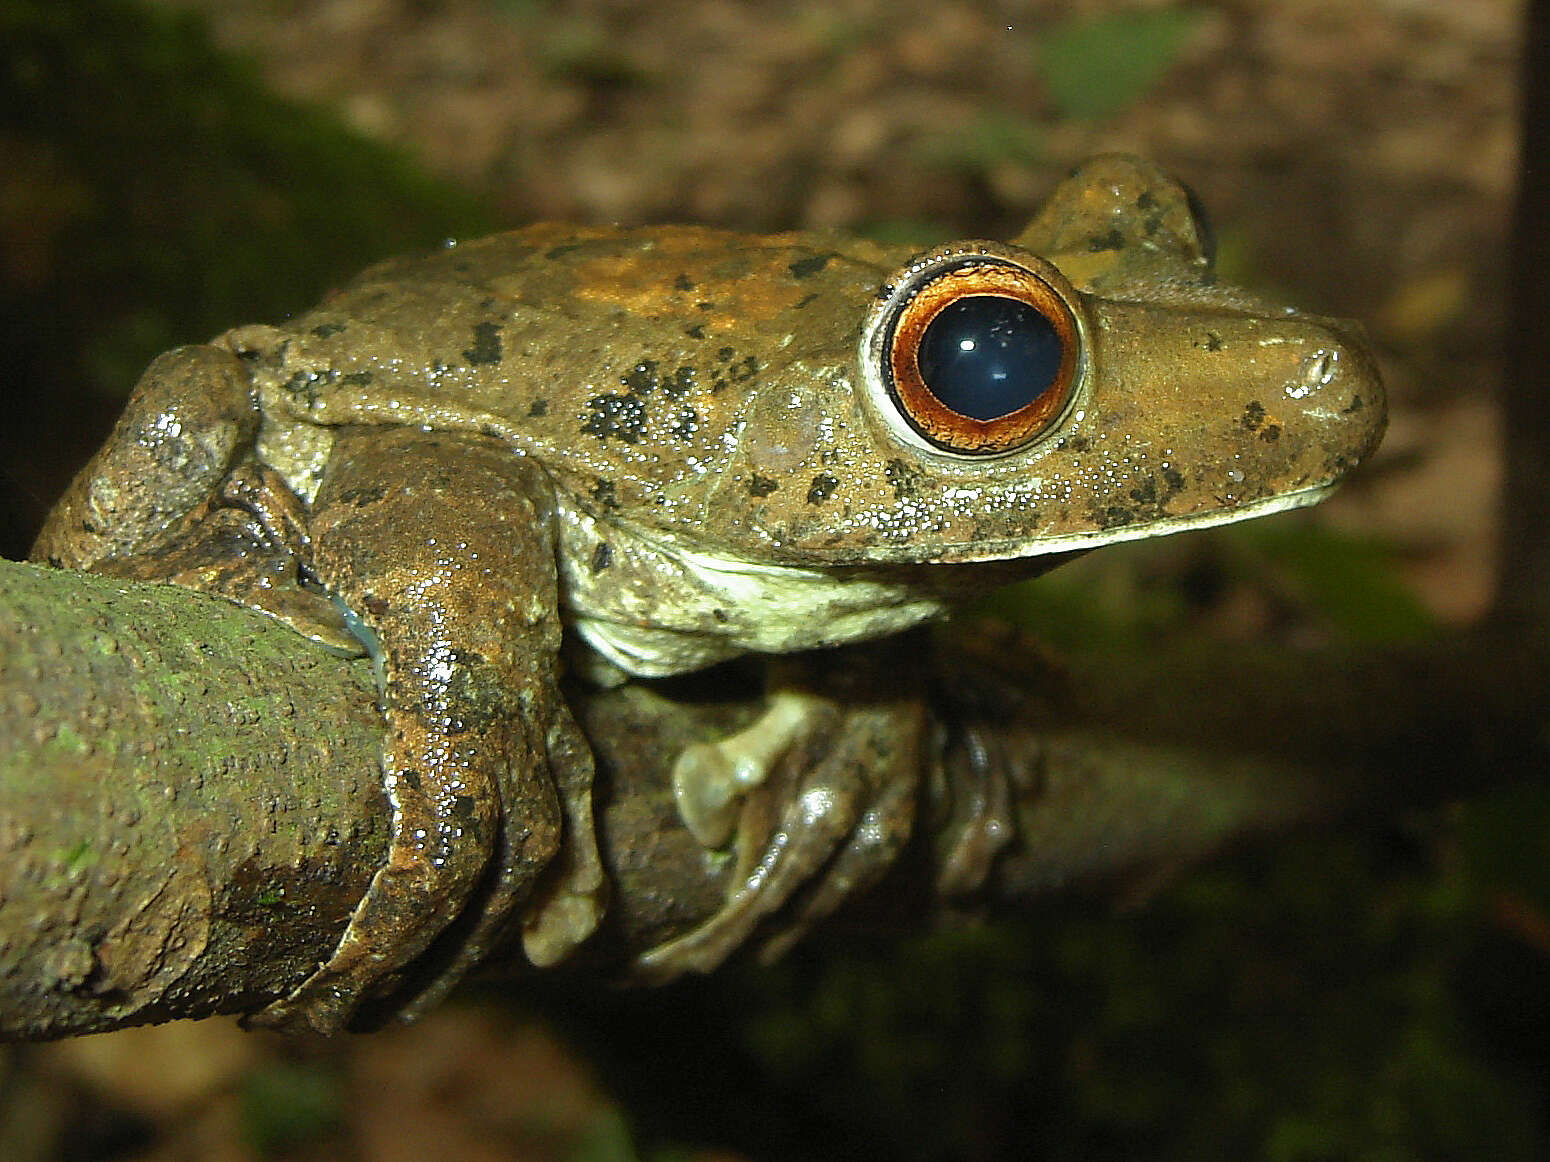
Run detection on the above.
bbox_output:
[913,111,1046,175]
[1233,522,1438,645]
[1038,8,1206,121]
[240,1063,343,1156]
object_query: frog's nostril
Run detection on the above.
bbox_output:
[1285,347,1340,400]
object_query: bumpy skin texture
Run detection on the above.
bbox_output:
[32,157,1386,1032]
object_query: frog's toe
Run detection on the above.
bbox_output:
[635,702,923,983]
[671,690,825,846]
[246,855,477,1035]
[633,778,861,981]
[756,771,917,964]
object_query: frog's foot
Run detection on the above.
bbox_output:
[932,722,1019,898]
[634,696,924,983]
[671,691,827,848]
[393,713,608,1025]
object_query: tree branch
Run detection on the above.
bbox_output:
[2,559,1544,1041]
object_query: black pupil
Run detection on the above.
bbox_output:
[915,295,1062,421]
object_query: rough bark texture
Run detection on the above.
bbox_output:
[0,561,386,1039]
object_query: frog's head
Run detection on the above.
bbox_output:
[713,155,1386,569]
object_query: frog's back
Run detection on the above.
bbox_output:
[254,223,895,511]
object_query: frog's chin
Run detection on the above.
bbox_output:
[939,480,1340,565]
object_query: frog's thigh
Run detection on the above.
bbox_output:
[32,345,257,569]
[251,427,601,1033]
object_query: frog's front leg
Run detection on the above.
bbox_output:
[251,427,604,1033]
[634,644,927,981]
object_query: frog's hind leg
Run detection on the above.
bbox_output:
[250,427,604,1034]
[30,344,360,649]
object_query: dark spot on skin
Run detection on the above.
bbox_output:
[716,346,735,362]
[748,473,779,497]
[590,542,613,573]
[728,354,759,382]
[1163,466,1185,491]
[1260,424,1282,442]
[439,650,516,733]
[581,394,648,443]
[546,243,583,260]
[464,321,503,365]
[667,366,696,397]
[1059,435,1092,453]
[341,371,373,386]
[591,478,619,509]
[1242,401,1267,431]
[312,321,346,339]
[674,272,694,292]
[685,324,706,339]
[339,485,388,507]
[283,368,337,404]
[1137,190,1158,211]
[668,408,700,440]
[528,398,549,417]
[712,608,729,623]
[795,291,820,310]
[1343,395,1366,413]
[399,768,423,793]
[479,297,498,312]
[1088,228,1126,252]
[696,301,714,311]
[480,422,503,437]
[623,359,659,395]
[1130,478,1160,506]
[1202,331,1224,352]
[789,254,831,279]
[884,458,926,500]
[1097,505,1133,529]
[806,473,839,504]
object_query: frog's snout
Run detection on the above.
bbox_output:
[1284,315,1387,469]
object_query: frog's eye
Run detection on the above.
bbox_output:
[871,252,1084,457]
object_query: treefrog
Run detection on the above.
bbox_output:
[32,156,1384,1033]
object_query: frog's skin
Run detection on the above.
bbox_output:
[32,156,1385,1032]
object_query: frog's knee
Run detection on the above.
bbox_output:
[32,345,258,569]
[119,345,259,474]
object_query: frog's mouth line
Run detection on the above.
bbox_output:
[665,481,1339,578]
[941,480,1342,564]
